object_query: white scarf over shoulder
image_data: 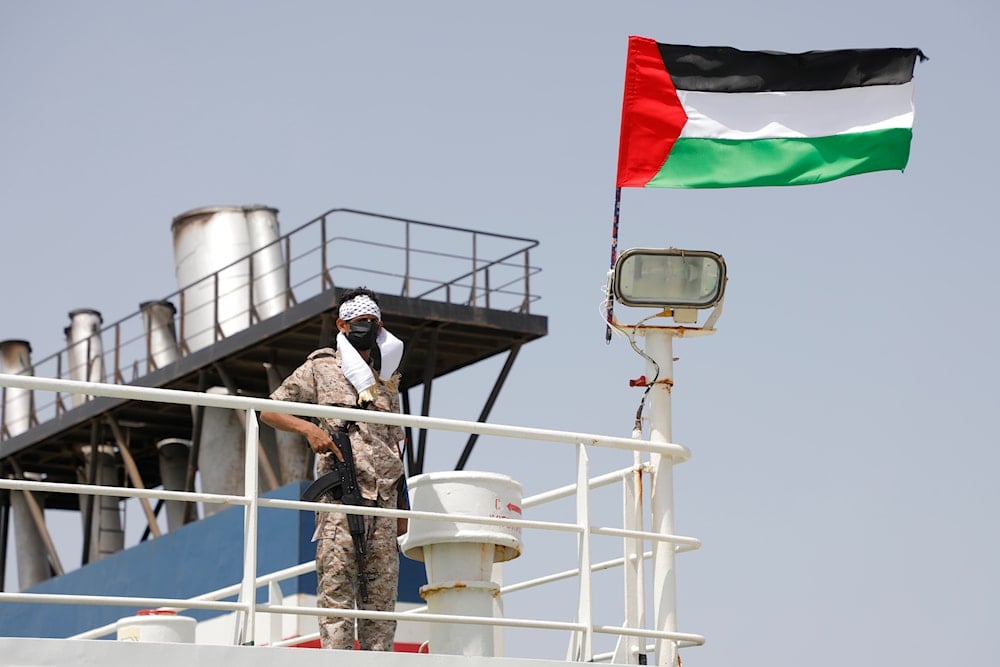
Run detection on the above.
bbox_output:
[337,327,403,394]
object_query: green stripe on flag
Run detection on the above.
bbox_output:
[647,127,913,188]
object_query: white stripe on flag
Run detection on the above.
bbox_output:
[678,81,915,140]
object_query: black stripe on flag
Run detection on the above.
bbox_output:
[657,44,927,93]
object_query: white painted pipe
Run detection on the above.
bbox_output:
[11,473,50,590]
[245,206,287,321]
[0,339,35,437]
[157,438,192,531]
[197,387,245,516]
[140,300,180,372]
[171,205,286,353]
[64,309,104,407]
[78,444,124,561]
[264,362,311,483]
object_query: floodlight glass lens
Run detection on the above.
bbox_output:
[615,252,723,308]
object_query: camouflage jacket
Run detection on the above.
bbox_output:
[269,347,405,505]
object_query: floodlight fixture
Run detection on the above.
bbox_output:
[613,248,726,310]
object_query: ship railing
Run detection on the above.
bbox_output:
[3,208,540,438]
[0,374,702,664]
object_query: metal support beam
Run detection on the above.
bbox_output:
[80,419,99,566]
[182,370,209,525]
[0,464,7,591]
[397,323,427,477]
[454,343,522,471]
[318,311,336,349]
[415,328,439,475]
[106,416,161,538]
[401,390,416,475]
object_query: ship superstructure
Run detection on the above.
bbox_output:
[0,205,704,666]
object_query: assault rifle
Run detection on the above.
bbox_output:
[301,424,369,603]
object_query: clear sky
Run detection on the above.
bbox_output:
[2,2,998,665]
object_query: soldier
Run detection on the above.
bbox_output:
[260,287,407,650]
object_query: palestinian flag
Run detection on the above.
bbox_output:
[616,37,926,188]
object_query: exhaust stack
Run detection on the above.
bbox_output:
[170,205,287,353]
[1,339,35,437]
[1,341,51,588]
[77,445,124,562]
[64,309,104,407]
[139,300,180,372]
[156,438,193,531]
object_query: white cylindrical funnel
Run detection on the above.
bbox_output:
[264,362,311,483]
[157,438,192,531]
[1,339,35,437]
[197,387,244,516]
[65,309,104,407]
[399,471,523,657]
[116,609,196,643]
[78,445,123,561]
[245,206,287,320]
[172,206,253,352]
[11,473,50,590]
[140,300,180,372]
[171,204,286,353]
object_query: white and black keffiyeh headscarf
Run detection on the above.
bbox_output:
[338,294,381,322]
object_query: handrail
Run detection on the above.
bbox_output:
[0,374,702,662]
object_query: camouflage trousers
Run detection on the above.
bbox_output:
[316,504,399,650]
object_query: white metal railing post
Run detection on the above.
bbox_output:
[268,581,284,645]
[235,408,261,645]
[645,328,678,667]
[567,443,593,661]
[613,453,646,664]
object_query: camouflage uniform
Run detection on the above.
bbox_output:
[269,347,405,650]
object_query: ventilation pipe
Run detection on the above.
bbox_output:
[0,342,52,588]
[140,300,180,373]
[245,206,287,320]
[264,362,311,484]
[197,387,245,517]
[170,205,286,354]
[399,472,523,656]
[156,438,192,532]
[78,445,124,561]
[1,340,35,437]
[64,309,104,407]
[10,472,50,590]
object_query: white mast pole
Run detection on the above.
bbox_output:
[645,327,678,667]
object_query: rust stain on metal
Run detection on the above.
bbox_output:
[422,581,470,595]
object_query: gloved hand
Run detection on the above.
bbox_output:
[358,385,378,407]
